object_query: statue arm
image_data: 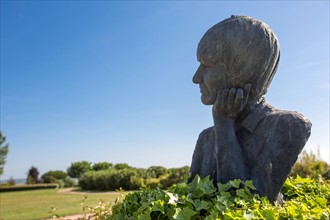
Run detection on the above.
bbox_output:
[212,85,251,183]
[213,118,249,182]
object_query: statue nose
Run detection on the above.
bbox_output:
[193,65,204,84]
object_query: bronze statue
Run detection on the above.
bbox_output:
[189,15,311,203]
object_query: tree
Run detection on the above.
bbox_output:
[0,131,9,176]
[160,166,190,188]
[92,162,113,171]
[114,163,131,170]
[26,166,39,184]
[41,170,68,183]
[7,176,16,186]
[147,166,167,178]
[67,161,91,178]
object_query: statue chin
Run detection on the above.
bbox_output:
[201,95,215,106]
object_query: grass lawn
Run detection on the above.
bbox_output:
[0,188,124,219]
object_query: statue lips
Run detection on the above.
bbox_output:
[199,85,204,94]
[199,84,210,97]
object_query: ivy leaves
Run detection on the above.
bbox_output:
[109,176,330,220]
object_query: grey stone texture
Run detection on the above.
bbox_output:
[189,15,312,203]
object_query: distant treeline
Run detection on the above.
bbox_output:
[78,164,190,191]
[2,149,329,191]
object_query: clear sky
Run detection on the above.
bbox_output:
[1,1,329,180]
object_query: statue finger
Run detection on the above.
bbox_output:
[234,88,244,111]
[221,89,229,109]
[213,89,224,114]
[228,88,236,108]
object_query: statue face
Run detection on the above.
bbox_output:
[193,57,228,105]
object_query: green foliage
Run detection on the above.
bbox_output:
[0,131,9,175]
[26,166,40,184]
[41,170,68,182]
[290,149,330,180]
[147,166,168,178]
[114,163,131,170]
[79,169,144,191]
[78,166,190,191]
[67,161,92,178]
[41,170,76,187]
[1,177,16,186]
[63,178,76,187]
[108,176,330,220]
[92,162,113,171]
[0,183,58,192]
[160,166,190,188]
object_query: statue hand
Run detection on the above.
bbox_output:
[212,83,252,120]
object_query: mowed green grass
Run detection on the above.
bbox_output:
[0,188,123,219]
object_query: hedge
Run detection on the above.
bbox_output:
[0,183,59,192]
[109,176,330,219]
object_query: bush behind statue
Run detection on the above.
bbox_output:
[78,166,189,191]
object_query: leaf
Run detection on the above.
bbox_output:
[223,199,234,209]
[189,175,201,191]
[137,202,151,213]
[193,199,212,211]
[189,175,216,198]
[315,197,327,206]
[205,210,219,220]
[173,207,197,220]
[260,209,276,220]
[236,189,249,199]
[218,182,232,192]
[137,211,151,220]
[152,200,165,214]
[166,192,178,205]
[199,176,217,196]
[244,180,256,190]
[219,191,231,199]
[229,179,241,188]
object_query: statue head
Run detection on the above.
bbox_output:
[193,15,280,105]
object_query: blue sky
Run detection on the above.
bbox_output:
[1,1,329,180]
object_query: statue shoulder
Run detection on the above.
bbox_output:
[263,109,312,148]
[197,126,214,140]
[271,110,311,132]
[194,126,215,148]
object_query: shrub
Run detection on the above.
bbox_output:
[109,176,330,219]
[41,170,76,188]
[114,163,131,170]
[147,166,167,178]
[42,175,58,184]
[0,183,58,192]
[92,162,113,171]
[79,168,144,191]
[160,166,190,188]
[78,166,191,191]
[67,161,92,178]
[41,170,68,182]
[0,177,15,187]
[290,149,330,179]
[7,177,15,186]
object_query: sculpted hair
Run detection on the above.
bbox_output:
[197,15,280,99]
